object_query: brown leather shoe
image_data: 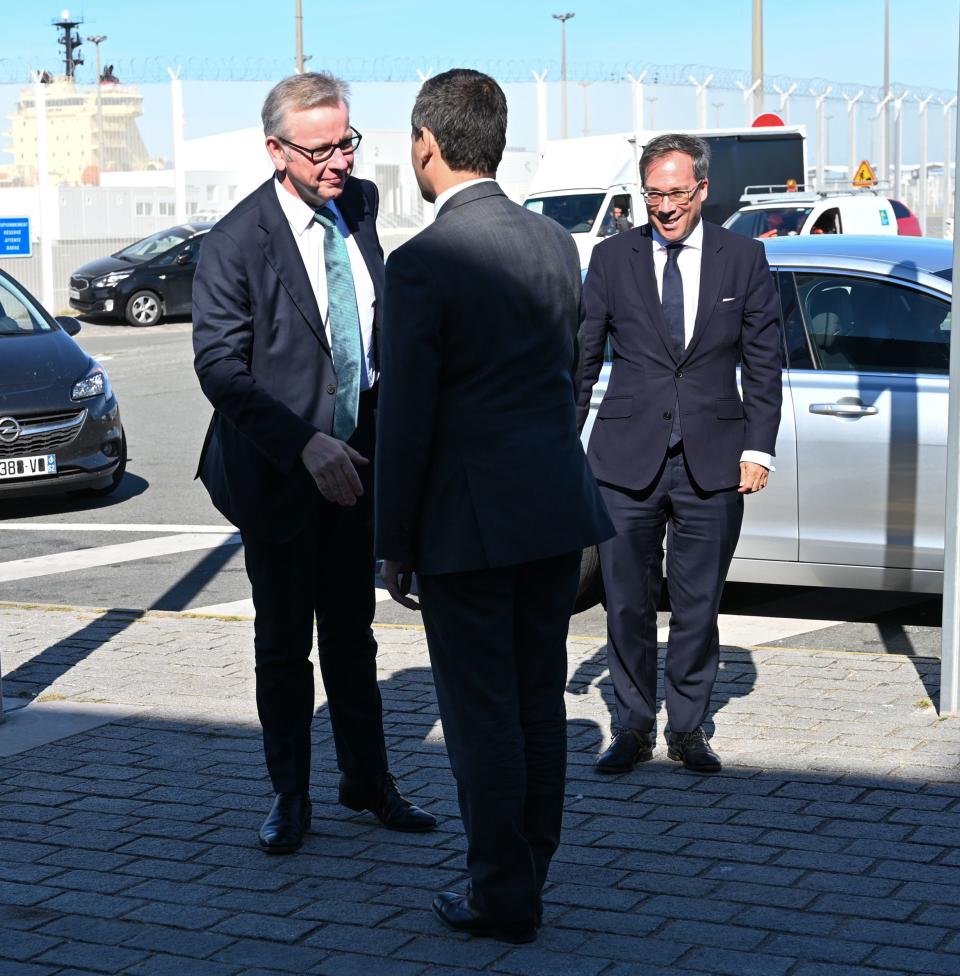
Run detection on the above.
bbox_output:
[667,726,722,772]
[595,729,654,774]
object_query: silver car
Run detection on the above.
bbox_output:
[583,235,952,594]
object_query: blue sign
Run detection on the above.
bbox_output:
[879,209,891,227]
[0,218,31,258]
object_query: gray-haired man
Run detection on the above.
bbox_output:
[193,72,435,853]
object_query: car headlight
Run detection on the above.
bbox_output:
[71,366,110,401]
[92,271,132,288]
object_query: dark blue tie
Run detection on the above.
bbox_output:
[662,243,685,447]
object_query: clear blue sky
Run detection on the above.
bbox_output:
[3,1,958,91]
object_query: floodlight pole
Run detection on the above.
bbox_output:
[941,27,960,717]
[553,13,575,139]
[893,90,910,200]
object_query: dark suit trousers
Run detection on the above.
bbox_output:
[240,392,387,795]
[600,445,744,735]
[418,551,580,926]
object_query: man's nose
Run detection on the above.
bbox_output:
[658,194,677,215]
[327,147,350,169]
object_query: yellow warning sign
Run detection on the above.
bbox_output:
[852,159,878,187]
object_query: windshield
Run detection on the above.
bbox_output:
[0,275,54,335]
[726,206,813,239]
[524,193,606,233]
[115,227,191,261]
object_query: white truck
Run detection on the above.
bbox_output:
[522,126,807,266]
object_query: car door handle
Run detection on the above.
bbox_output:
[809,401,879,417]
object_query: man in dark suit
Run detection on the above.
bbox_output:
[193,72,435,854]
[577,133,782,775]
[376,69,613,944]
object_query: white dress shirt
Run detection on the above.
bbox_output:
[651,221,773,472]
[433,177,496,218]
[273,179,377,389]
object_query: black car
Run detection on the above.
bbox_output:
[69,221,214,326]
[0,268,125,499]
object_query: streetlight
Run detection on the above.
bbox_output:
[552,12,574,139]
[86,34,106,170]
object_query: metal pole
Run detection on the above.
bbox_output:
[168,67,186,224]
[846,90,864,179]
[917,95,932,234]
[752,0,764,119]
[553,13,574,140]
[33,72,55,313]
[739,79,761,126]
[87,35,107,171]
[774,83,797,123]
[533,70,548,152]
[938,17,960,716]
[893,91,909,200]
[811,87,832,189]
[295,0,304,73]
[712,102,724,128]
[580,81,591,137]
[628,71,647,133]
[646,96,657,130]
[689,74,713,130]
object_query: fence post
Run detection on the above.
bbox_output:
[32,72,55,312]
[168,67,186,224]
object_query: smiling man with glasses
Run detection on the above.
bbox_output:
[192,72,435,857]
[577,132,782,777]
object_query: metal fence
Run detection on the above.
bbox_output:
[0,65,954,315]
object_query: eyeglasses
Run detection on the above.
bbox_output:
[641,181,704,206]
[277,128,362,164]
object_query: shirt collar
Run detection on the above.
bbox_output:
[433,177,496,218]
[273,178,342,236]
[651,218,704,252]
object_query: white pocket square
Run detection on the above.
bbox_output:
[721,296,738,302]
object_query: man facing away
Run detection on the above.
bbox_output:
[192,72,435,854]
[577,133,782,775]
[376,69,613,944]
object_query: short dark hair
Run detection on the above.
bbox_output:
[639,133,711,184]
[411,69,507,175]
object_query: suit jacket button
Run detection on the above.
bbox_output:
[326,384,336,395]
[663,410,672,421]
[675,369,683,378]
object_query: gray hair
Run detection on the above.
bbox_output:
[639,133,711,184]
[261,72,351,139]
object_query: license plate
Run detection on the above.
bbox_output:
[69,288,80,300]
[0,454,57,480]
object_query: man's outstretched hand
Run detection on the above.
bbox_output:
[300,432,368,506]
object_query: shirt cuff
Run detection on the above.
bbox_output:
[741,450,775,472]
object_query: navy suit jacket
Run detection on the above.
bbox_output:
[576,221,782,493]
[192,175,384,541]
[375,181,614,575]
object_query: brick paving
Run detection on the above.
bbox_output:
[0,602,959,976]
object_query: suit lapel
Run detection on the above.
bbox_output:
[629,231,678,362]
[682,221,726,363]
[338,181,384,310]
[257,179,331,356]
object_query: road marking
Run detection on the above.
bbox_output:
[0,532,240,583]
[0,522,236,534]
[191,586,394,618]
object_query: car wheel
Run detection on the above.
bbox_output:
[573,545,605,614]
[80,429,127,497]
[125,290,162,327]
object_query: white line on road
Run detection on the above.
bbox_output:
[657,613,844,648]
[191,587,395,617]
[0,532,240,583]
[0,522,236,534]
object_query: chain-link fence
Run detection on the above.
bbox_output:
[0,65,954,315]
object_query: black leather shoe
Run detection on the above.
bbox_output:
[667,727,722,772]
[258,792,311,854]
[432,891,536,944]
[595,729,654,774]
[339,773,437,832]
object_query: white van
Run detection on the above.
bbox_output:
[724,187,898,238]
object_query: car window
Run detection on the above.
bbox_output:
[796,272,951,374]
[153,237,200,268]
[524,193,606,233]
[0,276,53,335]
[727,207,812,239]
[116,227,191,261]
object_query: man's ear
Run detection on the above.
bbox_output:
[417,127,438,168]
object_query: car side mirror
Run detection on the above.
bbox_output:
[56,315,82,336]
[175,251,191,266]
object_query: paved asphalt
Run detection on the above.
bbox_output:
[0,318,945,657]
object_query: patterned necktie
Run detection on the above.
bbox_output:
[661,242,685,447]
[314,206,361,441]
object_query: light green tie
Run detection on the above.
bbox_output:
[315,206,362,441]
